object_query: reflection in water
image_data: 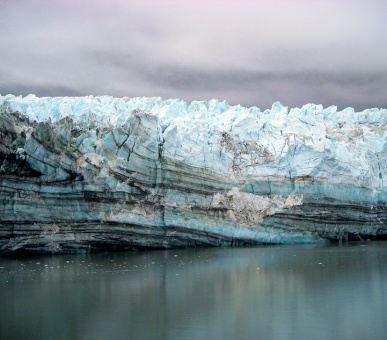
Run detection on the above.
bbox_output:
[1,242,387,340]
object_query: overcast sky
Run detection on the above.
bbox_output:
[1,0,387,110]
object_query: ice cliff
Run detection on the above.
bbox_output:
[1,94,386,255]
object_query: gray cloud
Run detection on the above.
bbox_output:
[1,0,387,111]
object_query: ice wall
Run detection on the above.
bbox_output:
[0,95,386,254]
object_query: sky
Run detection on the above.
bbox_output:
[1,0,387,111]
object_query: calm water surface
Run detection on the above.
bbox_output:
[1,242,387,340]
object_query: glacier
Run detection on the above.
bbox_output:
[0,94,386,255]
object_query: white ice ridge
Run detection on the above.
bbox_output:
[1,94,386,128]
[1,94,386,190]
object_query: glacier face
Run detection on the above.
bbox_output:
[0,94,386,255]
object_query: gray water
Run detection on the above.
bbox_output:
[1,242,386,340]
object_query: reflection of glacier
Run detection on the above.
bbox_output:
[0,94,386,254]
[2,246,387,339]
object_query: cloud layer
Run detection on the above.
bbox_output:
[1,0,387,110]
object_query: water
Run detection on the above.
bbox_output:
[1,242,386,340]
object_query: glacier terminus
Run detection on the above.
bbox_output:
[0,94,386,255]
